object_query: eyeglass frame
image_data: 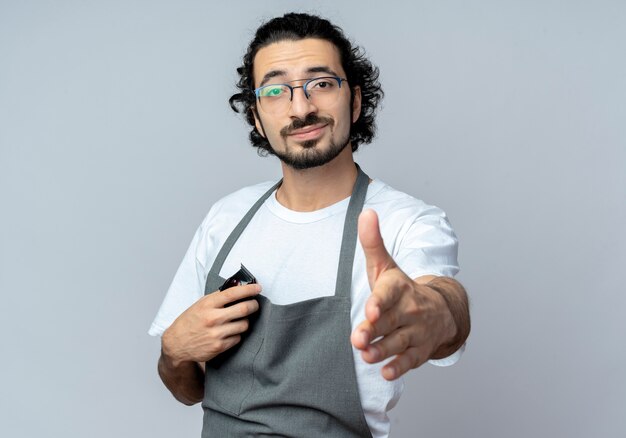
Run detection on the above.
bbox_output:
[253,76,348,110]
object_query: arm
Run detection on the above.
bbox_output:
[156,283,261,405]
[423,275,470,359]
[157,352,205,406]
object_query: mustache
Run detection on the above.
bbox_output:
[280,114,334,137]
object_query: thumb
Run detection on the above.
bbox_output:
[358,209,397,290]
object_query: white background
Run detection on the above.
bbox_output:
[1,1,625,437]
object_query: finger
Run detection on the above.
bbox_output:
[381,347,428,381]
[216,319,250,338]
[352,285,405,349]
[200,298,259,328]
[366,305,407,342]
[351,320,374,350]
[361,326,415,364]
[365,272,405,323]
[213,283,262,307]
[213,334,242,355]
[221,298,259,322]
[358,209,397,289]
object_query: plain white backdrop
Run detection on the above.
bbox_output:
[1,1,625,437]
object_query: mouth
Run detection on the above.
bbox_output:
[287,124,328,141]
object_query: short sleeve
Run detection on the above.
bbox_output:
[148,220,209,337]
[394,206,459,280]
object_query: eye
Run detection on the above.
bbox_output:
[260,85,286,97]
[310,78,335,90]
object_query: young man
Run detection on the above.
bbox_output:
[149,13,470,438]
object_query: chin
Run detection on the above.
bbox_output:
[268,132,349,170]
[299,139,322,149]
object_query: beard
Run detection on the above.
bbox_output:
[271,135,350,170]
[269,114,351,170]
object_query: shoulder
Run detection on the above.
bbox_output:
[189,180,279,269]
[366,179,449,224]
[198,180,279,234]
[366,179,459,276]
[211,180,278,216]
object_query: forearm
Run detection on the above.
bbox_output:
[426,276,471,359]
[157,350,205,406]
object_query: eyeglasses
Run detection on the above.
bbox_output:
[254,76,347,115]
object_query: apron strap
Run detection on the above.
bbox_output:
[334,163,369,299]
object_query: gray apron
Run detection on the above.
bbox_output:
[201,164,373,438]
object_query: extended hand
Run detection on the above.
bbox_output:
[162,284,262,366]
[351,210,456,380]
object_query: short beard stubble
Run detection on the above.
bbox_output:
[263,113,351,171]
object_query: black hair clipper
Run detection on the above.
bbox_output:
[219,264,257,307]
[219,263,256,291]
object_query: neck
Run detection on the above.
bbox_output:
[276,146,359,212]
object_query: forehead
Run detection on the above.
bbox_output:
[252,38,343,86]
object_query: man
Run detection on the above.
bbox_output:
[149,12,470,438]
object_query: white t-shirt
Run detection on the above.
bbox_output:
[149,178,463,438]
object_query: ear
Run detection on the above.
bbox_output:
[252,107,266,138]
[351,85,362,123]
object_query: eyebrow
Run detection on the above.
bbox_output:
[258,66,340,87]
[259,70,286,87]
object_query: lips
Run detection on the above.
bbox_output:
[288,124,328,141]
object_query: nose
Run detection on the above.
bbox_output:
[288,85,318,119]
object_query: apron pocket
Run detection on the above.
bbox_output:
[203,346,257,416]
